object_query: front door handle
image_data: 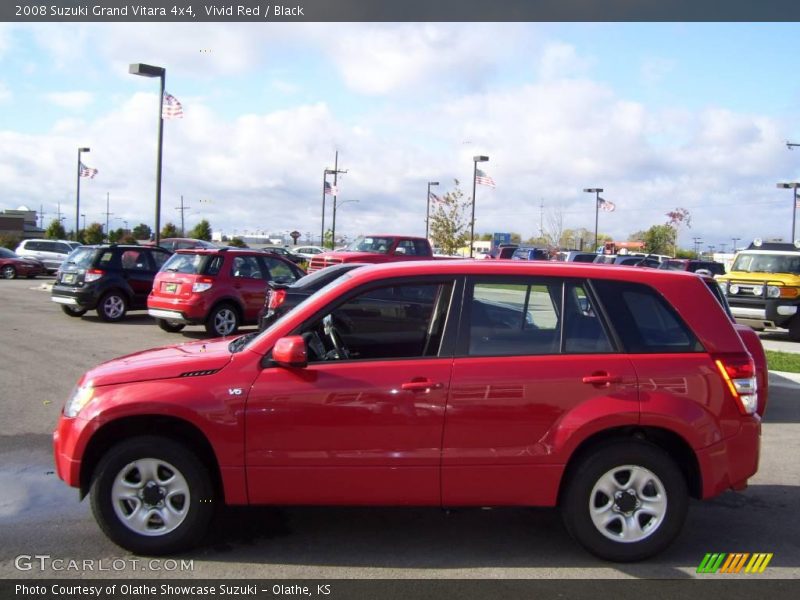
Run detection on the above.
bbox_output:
[401,380,443,392]
[582,373,622,386]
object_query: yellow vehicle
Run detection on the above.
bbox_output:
[717,240,800,341]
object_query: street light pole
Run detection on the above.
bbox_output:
[584,188,604,249]
[75,147,90,241]
[777,182,800,242]
[129,63,166,246]
[470,156,489,258]
[732,237,740,252]
[426,181,439,239]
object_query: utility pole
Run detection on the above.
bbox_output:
[539,199,544,240]
[732,237,740,252]
[176,195,190,236]
[103,192,112,241]
[39,204,46,229]
[692,237,703,257]
[326,151,347,249]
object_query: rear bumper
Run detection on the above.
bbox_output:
[147,295,210,324]
[696,417,761,499]
[51,286,100,310]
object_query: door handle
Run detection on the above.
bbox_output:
[401,380,443,392]
[582,373,622,386]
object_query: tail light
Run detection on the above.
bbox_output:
[714,355,758,415]
[84,269,105,282]
[269,289,287,310]
[192,277,214,293]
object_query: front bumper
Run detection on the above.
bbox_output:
[728,297,799,329]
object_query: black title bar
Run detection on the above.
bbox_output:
[5,0,800,22]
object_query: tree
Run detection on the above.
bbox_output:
[45,220,66,240]
[188,219,213,241]
[161,222,179,238]
[323,229,334,249]
[544,206,565,247]
[132,223,152,240]
[642,224,676,255]
[428,180,472,256]
[0,234,20,250]
[227,237,247,248]
[84,223,105,245]
[559,228,594,250]
[108,228,126,243]
[665,208,691,256]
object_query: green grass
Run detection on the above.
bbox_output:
[766,350,800,373]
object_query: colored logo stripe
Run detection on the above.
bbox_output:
[697,553,773,574]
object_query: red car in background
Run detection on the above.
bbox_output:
[55,263,765,561]
[0,247,44,279]
[147,248,305,336]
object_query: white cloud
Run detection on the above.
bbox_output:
[44,91,94,110]
[0,82,10,103]
[538,42,592,81]
[640,57,676,86]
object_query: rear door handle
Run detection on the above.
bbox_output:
[582,373,622,385]
[401,380,443,392]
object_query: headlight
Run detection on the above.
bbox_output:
[729,284,740,295]
[767,286,781,298]
[64,383,94,418]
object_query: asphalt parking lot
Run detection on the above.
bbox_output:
[0,276,799,581]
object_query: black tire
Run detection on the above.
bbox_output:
[96,291,128,322]
[788,316,800,343]
[89,436,214,555]
[157,318,186,333]
[205,303,239,337]
[61,305,87,317]
[2,265,16,279]
[560,441,688,562]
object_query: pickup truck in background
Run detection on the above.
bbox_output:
[308,235,437,272]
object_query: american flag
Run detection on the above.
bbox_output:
[475,168,495,188]
[599,197,616,212]
[162,92,184,120]
[429,191,442,203]
[79,162,98,178]
[796,197,800,209]
[324,181,339,196]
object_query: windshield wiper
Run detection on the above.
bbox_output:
[228,332,258,353]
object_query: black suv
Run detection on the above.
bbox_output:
[51,245,171,321]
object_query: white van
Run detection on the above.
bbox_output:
[15,239,81,273]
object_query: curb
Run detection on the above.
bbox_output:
[768,370,800,386]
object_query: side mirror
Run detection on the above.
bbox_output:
[272,336,307,368]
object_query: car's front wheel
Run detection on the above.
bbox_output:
[205,303,239,336]
[560,441,688,562]
[2,265,16,279]
[97,291,127,322]
[89,436,214,555]
[157,318,186,333]
[61,305,87,317]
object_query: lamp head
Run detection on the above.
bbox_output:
[473,155,489,163]
[129,63,165,77]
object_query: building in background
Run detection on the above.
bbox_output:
[0,206,44,240]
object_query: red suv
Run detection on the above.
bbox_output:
[147,248,305,336]
[54,262,765,560]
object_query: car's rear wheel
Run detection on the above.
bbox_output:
[157,318,186,333]
[205,303,239,336]
[560,441,687,562]
[97,291,127,322]
[61,305,87,317]
[2,265,16,279]
[90,436,214,555]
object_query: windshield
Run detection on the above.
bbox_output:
[343,236,395,254]
[235,272,355,352]
[731,253,800,275]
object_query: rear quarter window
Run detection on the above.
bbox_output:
[593,280,702,353]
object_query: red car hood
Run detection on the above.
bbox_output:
[82,338,235,387]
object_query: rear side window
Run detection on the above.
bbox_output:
[120,249,152,271]
[593,280,702,353]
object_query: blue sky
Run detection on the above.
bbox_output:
[1,22,799,249]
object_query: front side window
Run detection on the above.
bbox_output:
[262,257,299,284]
[298,281,453,362]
